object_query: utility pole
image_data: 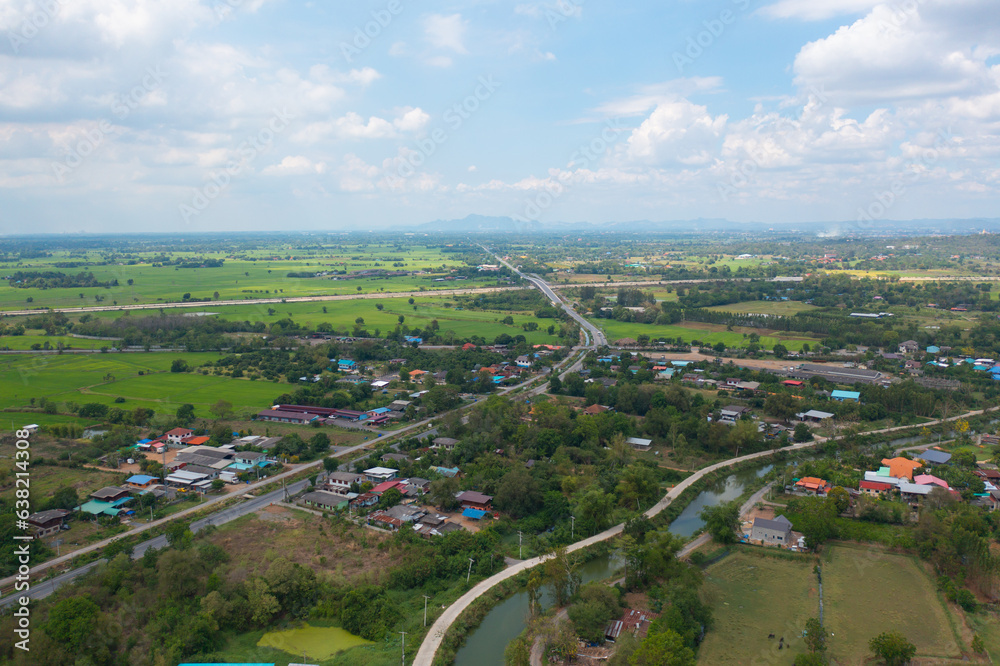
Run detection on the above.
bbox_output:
[467,557,474,583]
[423,595,430,627]
[399,631,407,666]
[571,516,575,540]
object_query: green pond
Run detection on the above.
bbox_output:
[257,623,372,661]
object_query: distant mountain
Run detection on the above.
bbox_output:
[398,214,1000,235]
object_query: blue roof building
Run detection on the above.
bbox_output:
[831,390,861,402]
[926,345,940,354]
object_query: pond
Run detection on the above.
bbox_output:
[257,623,372,662]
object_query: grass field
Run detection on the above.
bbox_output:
[257,623,372,661]
[593,319,819,351]
[0,333,109,350]
[0,352,284,418]
[699,544,966,665]
[706,301,817,316]
[698,549,819,665]
[822,544,962,664]
[76,295,562,345]
[0,244,482,311]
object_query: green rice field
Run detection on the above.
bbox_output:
[592,319,819,351]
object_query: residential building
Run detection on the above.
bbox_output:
[881,457,923,480]
[795,477,830,494]
[796,409,835,423]
[325,472,365,492]
[916,449,952,466]
[432,437,459,450]
[125,474,157,490]
[381,452,410,464]
[719,405,749,424]
[235,451,266,466]
[405,477,431,493]
[364,467,398,483]
[899,340,919,354]
[626,437,653,451]
[90,487,131,502]
[750,515,793,545]
[256,409,319,425]
[299,490,349,511]
[831,390,861,402]
[859,480,893,496]
[26,509,71,537]
[456,491,493,511]
[164,427,193,445]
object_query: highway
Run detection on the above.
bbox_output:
[485,246,607,347]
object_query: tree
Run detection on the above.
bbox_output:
[629,629,696,666]
[568,583,621,642]
[165,521,193,550]
[795,498,838,546]
[700,501,740,544]
[175,403,196,424]
[804,618,827,654]
[505,636,531,666]
[429,476,461,511]
[309,432,331,457]
[773,343,788,358]
[210,399,233,419]
[494,467,543,518]
[211,479,225,491]
[323,456,339,473]
[794,423,813,442]
[377,487,403,509]
[868,631,916,665]
[170,358,189,373]
[827,487,850,514]
[44,596,100,652]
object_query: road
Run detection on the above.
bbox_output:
[411,406,997,666]
[485,247,607,347]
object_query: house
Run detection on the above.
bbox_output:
[865,469,904,486]
[898,482,934,502]
[364,467,398,483]
[325,472,365,492]
[299,490,349,512]
[626,437,653,451]
[750,515,793,545]
[899,340,919,354]
[456,490,493,511]
[26,509,71,537]
[515,356,532,368]
[606,609,659,642]
[164,469,210,490]
[125,474,157,490]
[180,464,221,480]
[388,400,412,411]
[256,409,319,424]
[235,451,267,466]
[432,436,459,450]
[916,449,952,466]
[719,405,749,424]
[881,457,923,480]
[796,410,835,423]
[734,381,761,392]
[371,479,407,495]
[350,492,379,509]
[381,452,410,464]
[338,359,357,371]
[90,486,131,502]
[369,511,404,531]
[367,407,391,418]
[913,474,949,489]
[859,480,893,497]
[164,427,193,445]
[795,477,830,494]
[432,466,461,478]
[582,404,609,415]
[405,477,431,493]
[782,380,805,388]
[988,489,1000,512]
[385,504,426,523]
[830,390,861,402]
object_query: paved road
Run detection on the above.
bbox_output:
[412,406,998,666]
[484,247,607,347]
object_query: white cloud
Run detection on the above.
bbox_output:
[621,100,728,166]
[393,107,430,132]
[424,13,468,54]
[759,0,881,21]
[262,155,327,176]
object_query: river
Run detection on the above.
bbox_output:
[453,462,774,665]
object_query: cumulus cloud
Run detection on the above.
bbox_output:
[424,14,468,53]
[261,155,327,176]
[759,0,882,21]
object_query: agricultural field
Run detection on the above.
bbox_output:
[77,295,563,345]
[0,244,489,312]
[0,352,285,419]
[0,333,109,350]
[705,300,817,316]
[699,545,967,665]
[698,549,819,665]
[592,319,820,351]
[822,544,962,664]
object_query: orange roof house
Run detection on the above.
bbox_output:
[881,457,923,480]
[794,477,830,493]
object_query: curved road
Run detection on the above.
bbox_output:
[411,407,999,665]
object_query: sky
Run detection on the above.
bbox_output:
[0,0,999,233]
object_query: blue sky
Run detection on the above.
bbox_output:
[1,0,998,233]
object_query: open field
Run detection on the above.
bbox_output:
[0,244,483,311]
[0,333,109,350]
[706,300,818,316]
[699,544,967,665]
[76,295,562,344]
[0,352,286,417]
[593,319,820,351]
[822,544,962,664]
[698,548,819,665]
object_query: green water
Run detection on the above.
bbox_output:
[257,623,372,661]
